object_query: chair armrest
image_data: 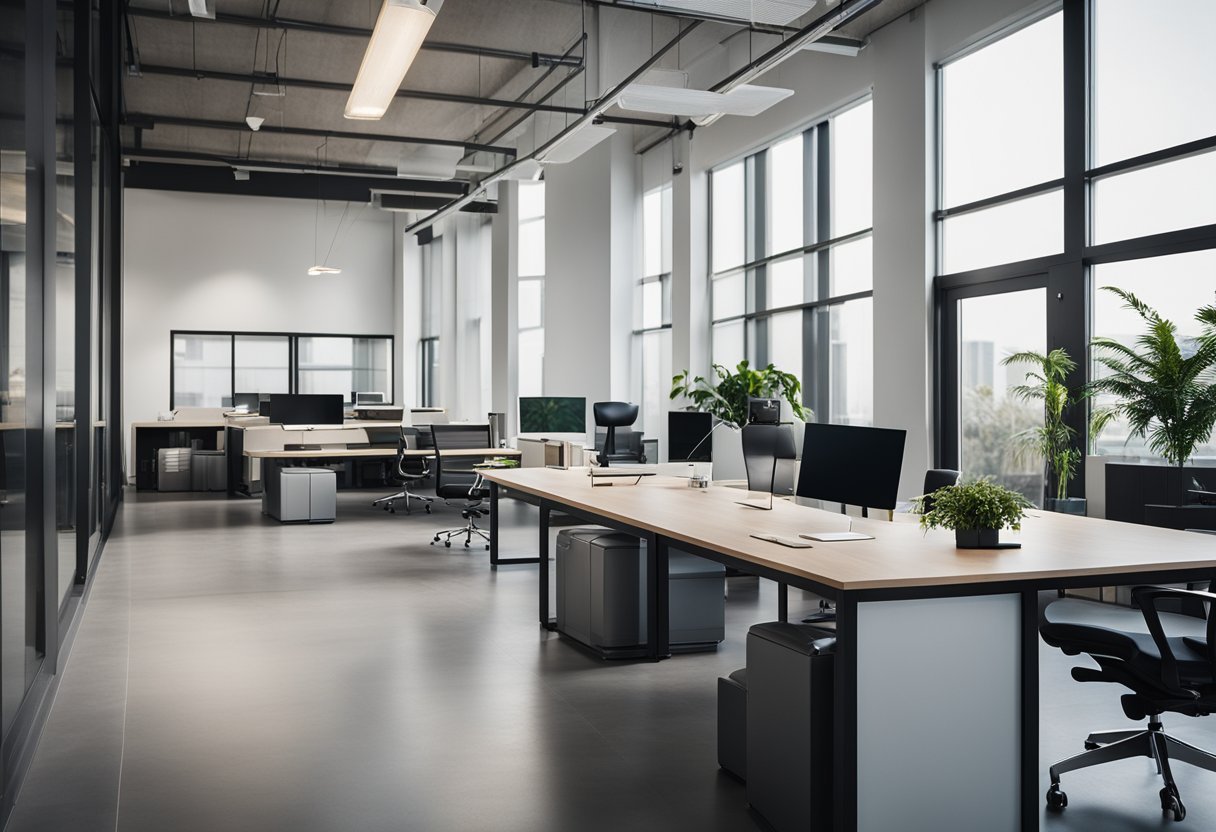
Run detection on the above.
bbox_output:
[1132,585,1216,695]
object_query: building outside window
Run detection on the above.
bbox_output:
[419,237,441,407]
[634,184,672,455]
[709,97,874,427]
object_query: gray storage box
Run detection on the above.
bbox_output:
[266,467,336,523]
[191,450,227,492]
[554,528,725,657]
[746,622,836,832]
[157,447,192,492]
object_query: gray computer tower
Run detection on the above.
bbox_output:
[746,622,836,832]
[555,528,725,658]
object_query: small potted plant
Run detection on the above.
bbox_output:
[913,478,1032,549]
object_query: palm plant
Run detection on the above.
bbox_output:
[1002,348,1083,502]
[1087,287,1216,468]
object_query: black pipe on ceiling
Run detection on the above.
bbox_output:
[134,63,587,117]
[124,6,584,68]
[123,112,517,158]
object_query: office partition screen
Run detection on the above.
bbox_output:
[169,331,394,408]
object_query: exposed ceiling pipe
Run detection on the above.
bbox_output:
[135,63,588,117]
[404,19,704,236]
[123,6,583,68]
[123,113,517,158]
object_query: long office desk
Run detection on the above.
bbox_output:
[479,467,1216,832]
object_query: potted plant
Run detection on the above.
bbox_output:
[1001,348,1090,514]
[670,361,810,480]
[670,360,810,429]
[912,478,1031,549]
[1089,287,1216,467]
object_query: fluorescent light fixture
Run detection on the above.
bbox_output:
[345,0,440,120]
[617,83,793,118]
[187,0,215,20]
[801,36,863,57]
[307,265,343,276]
[396,144,465,179]
[627,0,817,27]
[245,116,265,131]
[537,125,616,165]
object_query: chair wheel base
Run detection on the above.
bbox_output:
[1046,785,1068,812]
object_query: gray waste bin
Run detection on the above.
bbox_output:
[266,467,336,523]
[746,621,836,832]
[554,527,725,658]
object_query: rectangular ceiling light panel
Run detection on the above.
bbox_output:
[345,0,439,120]
[539,125,616,165]
[633,0,817,27]
[617,83,793,118]
[396,145,466,180]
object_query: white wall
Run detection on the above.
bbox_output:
[122,189,395,469]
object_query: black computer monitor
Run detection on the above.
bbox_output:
[268,394,345,427]
[233,392,260,412]
[258,400,272,417]
[748,397,781,425]
[518,397,586,434]
[796,423,907,511]
[668,411,713,462]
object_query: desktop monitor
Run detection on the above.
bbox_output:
[258,400,272,417]
[796,423,907,511]
[747,397,781,425]
[233,392,260,412]
[268,394,345,427]
[668,411,714,462]
[518,396,586,435]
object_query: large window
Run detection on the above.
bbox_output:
[710,98,874,426]
[634,185,672,449]
[518,182,545,397]
[171,332,393,407]
[936,2,1216,486]
[418,236,441,407]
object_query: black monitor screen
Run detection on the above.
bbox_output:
[518,397,586,434]
[748,398,781,425]
[668,411,714,462]
[269,394,345,427]
[233,392,260,411]
[796,423,907,510]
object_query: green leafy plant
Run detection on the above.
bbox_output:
[1087,287,1216,467]
[1002,349,1081,502]
[670,360,810,429]
[912,478,1032,533]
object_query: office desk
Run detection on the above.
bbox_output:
[130,420,227,490]
[479,467,1216,832]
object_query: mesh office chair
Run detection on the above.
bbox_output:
[372,427,432,514]
[1040,584,1216,821]
[429,423,493,550]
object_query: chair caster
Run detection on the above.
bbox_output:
[1083,741,1099,750]
[1046,784,1068,812]
[464,540,470,547]
[389,508,395,514]
[444,540,451,548]
[485,544,490,550]
[1160,786,1185,821]
[425,504,431,514]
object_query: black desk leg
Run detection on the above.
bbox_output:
[777,582,789,622]
[489,482,500,565]
[1020,589,1040,831]
[832,594,858,832]
[646,535,671,661]
[488,482,540,567]
[539,503,556,629]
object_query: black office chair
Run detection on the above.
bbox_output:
[742,424,797,494]
[1040,585,1216,821]
[429,423,492,550]
[592,402,639,467]
[593,428,647,464]
[920,468,960,513]
[372,427,432,515]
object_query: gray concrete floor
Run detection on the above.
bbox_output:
[6,489,1216,831]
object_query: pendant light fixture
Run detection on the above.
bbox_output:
[308,139,344,276]
[345,0,443,120]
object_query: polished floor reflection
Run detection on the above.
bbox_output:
[7,490,1216,831]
